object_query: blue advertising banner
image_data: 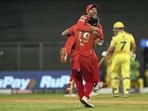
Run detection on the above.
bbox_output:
[0,70,71,93]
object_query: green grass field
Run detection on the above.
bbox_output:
[0,93,148,111]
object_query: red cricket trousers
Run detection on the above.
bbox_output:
[71,55,94,100]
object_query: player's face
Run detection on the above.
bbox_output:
[113,28,118,35]
[88,7,97,17]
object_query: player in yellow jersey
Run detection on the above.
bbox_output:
[101,21,136,98]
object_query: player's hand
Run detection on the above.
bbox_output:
[90,26,99,31]
[96,39,104,46]
[130,52,136,61]
[92,30,99,37]
[101,51,107,57]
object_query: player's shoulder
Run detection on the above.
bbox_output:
[111,36,116,40]
[125,31,134,37]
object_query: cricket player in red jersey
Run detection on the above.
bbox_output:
[61,19,104,96]
[61,4,105,107]
[61,4,105,89]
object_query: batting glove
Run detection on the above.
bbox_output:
[101,51,107,57]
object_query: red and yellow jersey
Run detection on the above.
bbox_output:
[65,14,105,57]
[71,29,95,57]
[76,14,104,41]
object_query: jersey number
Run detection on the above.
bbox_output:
[120,41,126,50]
